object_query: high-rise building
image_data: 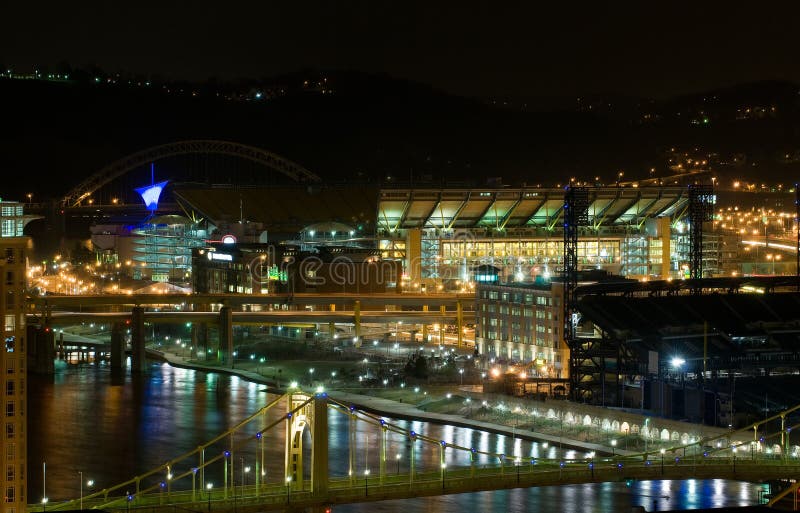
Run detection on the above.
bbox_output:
[0,200,34,513]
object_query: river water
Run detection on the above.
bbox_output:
[28,360,766,511]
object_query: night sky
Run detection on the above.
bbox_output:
[3,3,800,100]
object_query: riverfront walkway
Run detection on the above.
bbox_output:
[152,349,689,458]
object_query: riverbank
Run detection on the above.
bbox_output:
[152,349,736,459]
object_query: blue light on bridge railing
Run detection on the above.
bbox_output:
[617,463,623,469]
[256,432,262,439]
[410,430,416,438]
[224,450,230,458]
[441,440,447,447]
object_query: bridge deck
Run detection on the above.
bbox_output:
[37,459,797,513]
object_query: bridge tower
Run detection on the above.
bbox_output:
[285,392,329,497]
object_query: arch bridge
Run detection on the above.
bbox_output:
[28,391,800,512]
[62,140,322,208]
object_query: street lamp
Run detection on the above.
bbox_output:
[42,462,47,512]
[459,368,464,385]
[206,483,213,511]
[660,448,666,475]
[241,458,250,496]
[79,472,93,509]
[611,439,617,457]
[285,476,292,503]
[441,463,447,489]
[308,367,314,385]
[396,453,401,474]
[364,469,370,496]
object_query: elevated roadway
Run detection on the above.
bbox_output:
[29,292,474,309]
[26,293,474,374]
[34,310,474,325]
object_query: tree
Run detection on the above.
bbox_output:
[404,355,428,379]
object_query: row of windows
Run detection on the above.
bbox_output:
[441,240,621,260]
[482,333,554,347]
[481,290,556,307]
[480,303,556,321]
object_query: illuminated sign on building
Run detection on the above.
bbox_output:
[207,252,233,262]
[135,181,169,211]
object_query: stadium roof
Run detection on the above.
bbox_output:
[174,185,691,235]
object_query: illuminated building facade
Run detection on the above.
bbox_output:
[0,201,32,513]
[376,187,716,288]
[130,215,208,283]
[476,281,566,375]
[192,243,400,295]
[175,186,705,289]
[475,271,631,379]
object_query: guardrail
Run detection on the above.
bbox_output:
[31,458,800,513]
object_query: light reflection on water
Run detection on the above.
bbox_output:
[28,362,766,511]
[333,479,764,513]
